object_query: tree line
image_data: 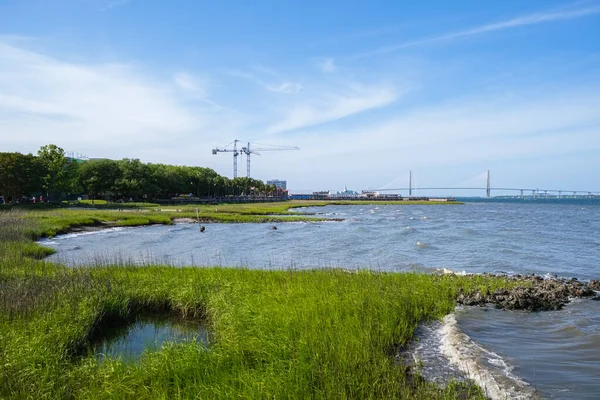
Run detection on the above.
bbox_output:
[0,144,277,203]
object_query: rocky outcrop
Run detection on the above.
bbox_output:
[456,275,599,311]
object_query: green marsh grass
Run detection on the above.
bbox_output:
[2,264,509,399]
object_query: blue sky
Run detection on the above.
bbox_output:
[1,0,599,195]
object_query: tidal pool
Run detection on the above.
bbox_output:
[92,314,209,362]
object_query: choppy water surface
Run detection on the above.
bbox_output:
[454,302,600,399]
[43,202,600,277]
[42,202,600,399]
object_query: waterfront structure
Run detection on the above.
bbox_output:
[361,190,379,198]
[311,191,330,199]
[267,179,287,190]
[335,186,360,198]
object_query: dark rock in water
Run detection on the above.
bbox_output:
[457,274,598,312]
[590,280,600,291]
[567,281,595,298]
[271,226,277,230]
[200,226,205,232]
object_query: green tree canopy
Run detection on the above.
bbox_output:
[0,152,44,202]
[37,144,79,200]
[79,159,121,199]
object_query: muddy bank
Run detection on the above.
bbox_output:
[66,221,119,233]
[172,218,196,223]
[457,274,600,311]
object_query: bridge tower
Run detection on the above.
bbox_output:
[409,170,413,196]
[486,170,491,198]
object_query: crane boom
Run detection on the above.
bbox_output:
[240,142,299,178]
[212,139,241,178]
[212,140,299,178]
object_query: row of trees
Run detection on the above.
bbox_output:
[0,145,278,203]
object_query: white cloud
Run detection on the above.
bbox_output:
[266,82,303,94]
[357,5,600,58]
[225,68,303,94]
[277,86,600,179]
[0,41,239,159]
[2,27,598,191]
[217,77,600,190]
[173,72,207,96]
[172,71,232,110]
[267,84,401,134]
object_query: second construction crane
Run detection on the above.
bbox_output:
[212,140,299,178]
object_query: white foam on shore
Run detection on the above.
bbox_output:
[439,313,536,400]
[439,267,469,276]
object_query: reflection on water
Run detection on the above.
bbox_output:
[92,314,209,362]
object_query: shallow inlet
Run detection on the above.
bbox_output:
[91,313,209,362]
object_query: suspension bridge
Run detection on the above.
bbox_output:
[375,171,600,198]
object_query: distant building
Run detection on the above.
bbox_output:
[312,191,330,199]
[267,179,287,190]
[361,190,378,198]
[65,151,89,164]
[361,190,400,199]
[335,186,359,198]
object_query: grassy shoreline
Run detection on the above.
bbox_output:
[1,202,508,400]
[20,201,330,239]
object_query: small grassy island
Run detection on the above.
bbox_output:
[1,201,528,399]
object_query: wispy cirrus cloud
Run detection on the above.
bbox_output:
[173,72,208,97]
[225,67,303,94]
[266,81,303,94]
[172,71,235,111]
[356,4,600,58]
[267,84,402,134]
